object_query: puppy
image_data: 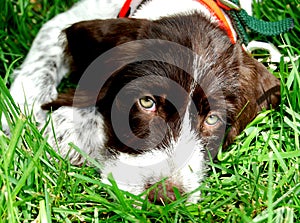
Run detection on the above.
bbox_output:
[7,0,280,204]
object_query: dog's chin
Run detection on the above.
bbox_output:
[100,144,206,204]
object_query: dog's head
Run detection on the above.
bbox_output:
[43,13,280,203]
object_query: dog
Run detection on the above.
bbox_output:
[7,0,280,204]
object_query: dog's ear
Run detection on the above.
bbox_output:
[64,18,150,73]
[43,18,151,111]
[223,50,280,148]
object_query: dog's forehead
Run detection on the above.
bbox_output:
[121,61,194,96]
[116,56,234,115]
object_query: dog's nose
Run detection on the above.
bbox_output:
[146,182,181,205]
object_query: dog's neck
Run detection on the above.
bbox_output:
[128,0,214,20]
[124,0,237,43]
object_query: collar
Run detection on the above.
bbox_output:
[118,0,144,18]
[118,0,237,44]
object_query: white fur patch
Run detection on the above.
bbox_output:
[45,106,106,165]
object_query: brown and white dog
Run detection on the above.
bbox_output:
[7,0,280,203]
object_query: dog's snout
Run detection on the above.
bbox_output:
[146,182,182,205]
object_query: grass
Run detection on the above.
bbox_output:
[0,0,299,222]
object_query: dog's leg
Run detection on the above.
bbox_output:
[7,0,124,126]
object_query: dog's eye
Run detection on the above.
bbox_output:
[205,114,220,126]
[139,96,156,112]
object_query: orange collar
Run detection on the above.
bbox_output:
[196,0,237,44]
[118,0,237,44]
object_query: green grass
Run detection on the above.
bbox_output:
[0,0,299,222]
